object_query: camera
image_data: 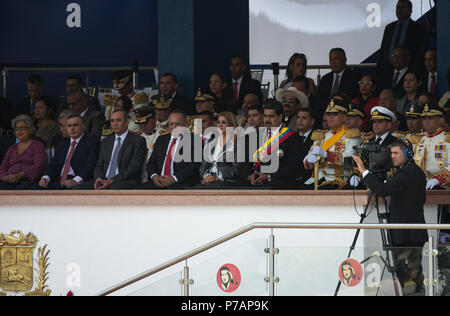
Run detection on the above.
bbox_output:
[344,141,393,172]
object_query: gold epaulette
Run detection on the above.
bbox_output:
[361,132,375,141]
[133,130,143,136]
[393,131,407,139]
[346,128,361,139]
[408,133,423,145]
[311,130,326,142]
[159,129,170,136]
[445,132,450,143]
[102,123,114,137]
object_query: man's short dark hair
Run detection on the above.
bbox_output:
[170,109,187,123]
[394,46,411,57]
[248,104,264,115]
[230,56,246,65]
[67,87,86,99]
[391,140,408,151]
[27,74,43,85]
[292,75,310,91]
[298,107,316,120]
[263,99,283,116]
[67,75,83,85]
[197,111,215,121]
[161,73,178,83]
[330,48,347,58]
[111,109,130,120]
[116,96,133,113]
[398,0,413,11]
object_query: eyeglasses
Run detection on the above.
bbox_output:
[358,81,373,87]
[14,127,31,132]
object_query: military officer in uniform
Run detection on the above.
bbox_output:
[394,103,424,145]
[414,104,450,190]
[135,106,160,183]
[152,95,172,133]
[304,99,362,190]
[111,70,136,104]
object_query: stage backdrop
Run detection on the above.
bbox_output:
[0,0,158,105]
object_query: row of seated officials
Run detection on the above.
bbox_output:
[1,94,449,191]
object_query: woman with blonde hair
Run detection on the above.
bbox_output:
[199,111,242,186]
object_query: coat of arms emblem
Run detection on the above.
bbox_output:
[0,231,51,296]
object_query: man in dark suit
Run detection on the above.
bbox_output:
[318,48,361,111]
[55,75,101,117]
[37,115,99,190]
[354,139,427,294]
[66,88,104,139]
[139,110,200,189]
[160,73,194,115]
[422,49,437,96]
[0,97,12,132]
[13,74,56,120]
[296,108,316,188]
[377,47,411,99]
[376,0,429,76]
[76,110,146,190]
[227,56,263,109]
[243,99,301,189]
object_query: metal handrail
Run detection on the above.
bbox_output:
[2,66,158,98]
[97,222,450,296]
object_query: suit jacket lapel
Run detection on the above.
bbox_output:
[118,132,132,163]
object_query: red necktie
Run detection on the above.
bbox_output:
[430,74,436,95]
[233,81,239,100]
[60,141,77,186]
[163,138,177,176]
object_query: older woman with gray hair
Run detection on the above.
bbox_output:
[0,115,47,190]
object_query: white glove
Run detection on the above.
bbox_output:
[426,178,440,190]
[311,146,327,159]
[349,175,361,188]
[307,153,318,164]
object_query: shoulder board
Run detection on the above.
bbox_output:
[445,132,450,143]
[393,131,407,138]
[159,129,170,136]
[311,130,325,142]
[346,128,361,139]
[361,132,375,140]
[408,133,422,145]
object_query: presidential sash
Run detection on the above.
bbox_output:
[253,128,296,171]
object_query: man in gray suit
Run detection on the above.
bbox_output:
[67,88,104,139]
[75,110,147,190]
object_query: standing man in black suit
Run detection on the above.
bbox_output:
[0,97,12,132]
[76,110,147,190]
[140,110,200,189]
[376,0,429,76]
[354,139,427,294]
[318,48,361,111]
[296,108,316,188]
[37,115,99,190]
[160,73,194,115]
[422,49,438,96]
[66,88,104,139]
[227,56,263,110]
[13,74,56,120]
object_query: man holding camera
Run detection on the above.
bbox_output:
[353,139,427,294]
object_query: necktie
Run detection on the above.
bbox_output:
[163,138,177,176]
[430,74,436,95]
[394,22,403,48]
[299,135,306,144]
[330,75,340,98]
[392,72,401,88]
[233,81,239,100]
[106,137,122,180]
[60,141,77,186]
[376,137,382,145]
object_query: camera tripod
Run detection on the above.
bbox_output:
[334,189,402,296]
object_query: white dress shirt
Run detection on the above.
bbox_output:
[43,134,85,184]
[393,66,408,86]
[151,135,182,182]
[232,76,243,98]
[428,72,437,92]
[375,132,389,145]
